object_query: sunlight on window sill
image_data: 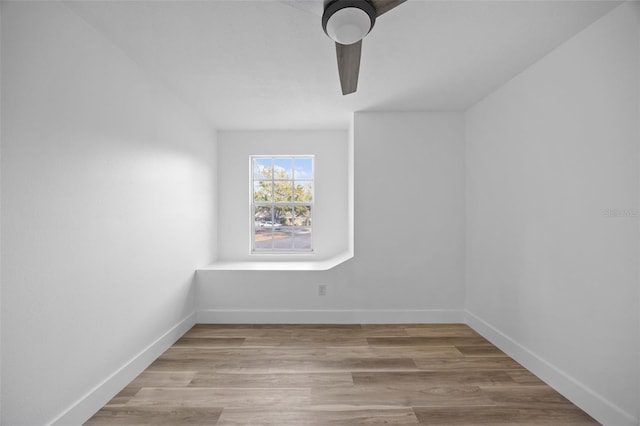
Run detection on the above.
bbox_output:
[196,250,353,271]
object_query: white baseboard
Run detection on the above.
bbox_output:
[50,312,197,426]
[197,308,464,324]
[465,310,638,426]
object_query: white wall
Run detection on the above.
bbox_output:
[1,2,215,424]
[637,3,640,418]
[217,130,348,261]
[197,112,466,323]
[0,3,3,420]
[465,3,640,425]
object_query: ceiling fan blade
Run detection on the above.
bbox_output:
[336,40,362,95]
[280,0,323,17]
[371,0,407,17]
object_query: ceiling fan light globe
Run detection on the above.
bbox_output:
[326,7,372,45]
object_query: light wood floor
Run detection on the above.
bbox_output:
[86,324,599,425]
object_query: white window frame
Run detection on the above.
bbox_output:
[250,155,314,253]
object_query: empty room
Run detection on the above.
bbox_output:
[1,0,639,424]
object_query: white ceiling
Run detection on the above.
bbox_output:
[66,0,620,130]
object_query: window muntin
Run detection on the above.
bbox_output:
[251,156,313,252]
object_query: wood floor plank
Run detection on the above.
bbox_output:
[217,408,420,425]
[84,406,223,425]
[352,371,517,387]
[268,357,418,373]
[104,386,141,405]
[188,372,353,388]
[413,406,599,425]
[368,345,463,358]
[243,335,369,347]
[455,345,508,357]
[311,385,495,408]
[146,358,272,373]
[128,371,195,388]
[127,387,310,408]
[403,324,482,338]
[506,370,548,385]
[414,356,526,371]
[173,337,246,347]
[357,324,412,337]
[183,326,292,339]
[86,324,596,425]
[160,346,329,360]
[309,345,462,360]
[481,385,582,409]
[367,336,493,346]
[191,323,357,330]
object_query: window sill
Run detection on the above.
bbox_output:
[196,250,353,271]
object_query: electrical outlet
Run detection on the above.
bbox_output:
[318,284,327,296]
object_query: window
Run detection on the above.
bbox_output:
[251,156,313,252]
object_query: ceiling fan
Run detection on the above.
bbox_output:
[286,0,407,95]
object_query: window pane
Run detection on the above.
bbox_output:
[254,204,273,250]
[274,181,293,202]
[254,205,273,224]
[293,227,312,249]
[254,181,273,202]
[294,205,312,226]
[254,229,273,250]
[254,158,272,180]
[294,158,313,180]
[294,181,313,202]
[274,158,293,179]
[275,205,294,227]
[273,230,294,250]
